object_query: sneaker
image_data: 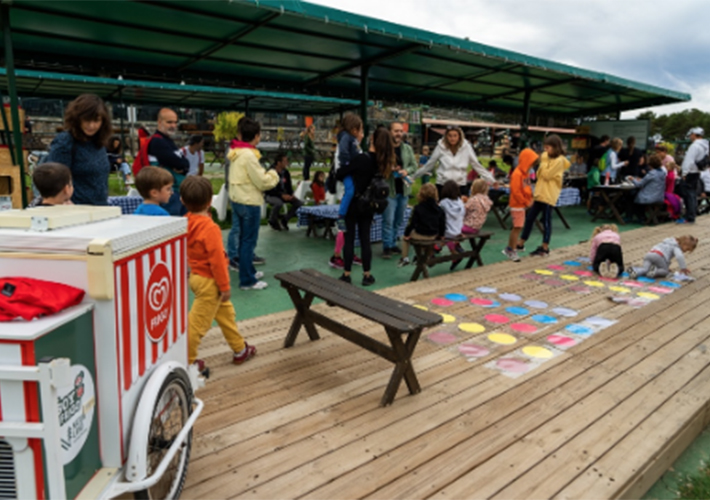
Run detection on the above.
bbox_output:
[676,218,686,224]
[329,256,345,270]
[193,359,210,379]
[240,280,268,290]
[390,246,402,255]
[280,217,290,231]
[626,267,637,279]
[339,274,352,284]
[362,274,376,286]
[599,261,614,279]
[433,244,442,254]
[254,271,264,280]
[397,257,410,268]
[233,343,256,365]
[253,255,266,266]
[530,246,549,257]
[353,255,363,266]
[647,265,657,278]
[228,257,239,271]
[269,220,282,231]
[608,262,619,278]
[454,243,464,254]
[382,248,393,259]
[502,247,520,262]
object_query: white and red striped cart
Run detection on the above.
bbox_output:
[0,206,203,499]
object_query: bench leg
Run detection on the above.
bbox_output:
[464,237,488,269]
[306,214,319,238]
[283,287,320,348]
[410,245,430,281]
[554,207,571,229]
[323,219,336,240]
[381,327,422,406]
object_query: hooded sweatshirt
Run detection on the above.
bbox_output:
[649,237,687,270]
[440,198,465,238]
[534,152,571,206]
[413,138,495,186]
[228,143,279,206]
[509,148,538,209]
[681,138,709,176]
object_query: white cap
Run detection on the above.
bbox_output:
[687,127,704,137]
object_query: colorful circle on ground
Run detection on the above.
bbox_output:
[427,331,458,344]
[658,281,681,289]
[587,266,594,271]
[535,269,554,276]
[488,332,517,345]
[440,313,456,323]
[621,281,644,288]
[609,286,630,293]
[569,285,591,293]
[620,272,629,278]
[524,300,548,309]
[548,264,566,271]
[484,314,510,325]
[565,324,594,335]
[506,306,530,316]
[547,334,577,347]
[458,343,490,358]
[532,314,558,324]
[511,322,538,334]
[459,322,486,334]
[522,345,554,359]
[584,280,605,288]
[584,316,616,327]
[551,307,578,317]
[470,298,500,308]
[637,292,660,300]
[521,274,544,281]
[637,276,656,283]
[574,270,593,277]
[564,260,582,266]
[431,297,455,307]
[560,274,579,281]
[545,279,566,287]
[648,286,673,294]
[413,305,429,311]
[499,293,522,302]
[496,357,530,373]
[577,256,592,263]
[476,286,497,294]
[444,293,468,302]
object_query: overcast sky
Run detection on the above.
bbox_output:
[310,0,707,118]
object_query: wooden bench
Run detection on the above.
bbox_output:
[274,268,443,406]
[409,231,493,282]
[644,202,668,225]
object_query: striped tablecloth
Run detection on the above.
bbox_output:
[108,196,143,215]
[490,187,581,207]
[297,204,411,244]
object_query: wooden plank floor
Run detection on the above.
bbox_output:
[183,220,710,500]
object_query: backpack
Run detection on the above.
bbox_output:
[696,154,710,170]
[597,149,611,172]
[356,174,389,214]
[131,134,154,176]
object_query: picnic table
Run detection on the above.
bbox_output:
[296,204,411,243]
[409,232,493,281]
[590,184,637,225]
[275,268,442,406]
[489,187,581,230]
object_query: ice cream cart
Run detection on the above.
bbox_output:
[0,206,204,499]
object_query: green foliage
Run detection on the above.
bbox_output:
[637,108,710,142]
[213,111,245,142]
[678,462,710,499]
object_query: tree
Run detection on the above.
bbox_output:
[637,108,710,142]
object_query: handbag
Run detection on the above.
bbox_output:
[213,183,229,221]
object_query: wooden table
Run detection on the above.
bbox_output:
[275,268,443,406]
[409,232,492,281]
[590,184,637,225]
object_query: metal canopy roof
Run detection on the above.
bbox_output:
[0,68,362,115]
[1,0,690,117]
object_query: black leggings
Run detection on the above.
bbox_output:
[521,201,553,244]
[343,212,373,272]
[593,243,624,276]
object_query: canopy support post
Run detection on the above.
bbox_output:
[360,65,369,143]
[520,89,531,149]
[244,97,251,116]
[1,3,27,208]
[118,87,126,156]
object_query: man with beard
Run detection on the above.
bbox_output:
[148,108,190,215]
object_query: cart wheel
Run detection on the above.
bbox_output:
[134,370,193,500]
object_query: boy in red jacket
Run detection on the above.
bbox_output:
[180,176,256,373]
[503,148,538,262]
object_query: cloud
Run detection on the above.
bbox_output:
[310,0,705,116]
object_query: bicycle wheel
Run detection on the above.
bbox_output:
[135,370,193,500]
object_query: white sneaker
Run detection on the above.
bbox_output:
[240,280,268,290]
[397,257,410,268]
[608,262,619,278]
[647,265,657,278]
[255,271,264,279]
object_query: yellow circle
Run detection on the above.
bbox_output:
[535,269,554,275]
[638,292,660,300]
[584,280,605,288]
[560,274,579,281]
[413,305,429,311]
[488,333,517,345]
[459,322,486,334]
[609,286,630,294]
[522,345,554,359]
[440,313,456,323]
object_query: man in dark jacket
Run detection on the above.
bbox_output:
[264,153,302,230]
[148,108,190,215]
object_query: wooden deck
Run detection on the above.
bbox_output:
[183,220,710,500]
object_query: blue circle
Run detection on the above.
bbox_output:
[532,314,558,324]
[445,293,468,302]
[658,280,681,289]
[637,276,655,283]
[506,306,529,316]
[587,266,594,271]
[564,260,582,266]
[483,300,501,308]
[566,324,594,335]
[620,272,629,278]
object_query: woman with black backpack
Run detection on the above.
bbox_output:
[336,126,395,286]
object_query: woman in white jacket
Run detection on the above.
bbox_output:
[413,126,495,196]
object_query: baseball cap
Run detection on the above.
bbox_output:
[687,127,704,137]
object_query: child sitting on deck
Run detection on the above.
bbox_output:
[397,183,446,268]
[627,235,698,279]
[590,224,623,278]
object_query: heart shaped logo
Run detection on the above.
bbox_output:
[144,262,172,343]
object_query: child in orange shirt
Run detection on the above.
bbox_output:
[180,176,256,372]
[502,148,538,262]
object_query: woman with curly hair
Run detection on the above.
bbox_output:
[47,94,112,205]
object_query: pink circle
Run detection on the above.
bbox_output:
[547,265,566,271]
[510,323,538,334]
[622,281,644,288]
[485,314,510,324]
[431,298,455,307]
[547,334,577,347]
[496,357,530,373]
[458,344,490,358]
[599,277,618,282]
[574,270,593,277]
[427,331,458,344]
[569,285,591,293]
[545,279,566,287]
[648,286,673,294]
[471,298,494,306]
[521,274,544,281]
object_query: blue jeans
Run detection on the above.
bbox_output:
[382,194,408,249]
[227,201,240,260]
[232,202,262,287]
[161,191,186,216]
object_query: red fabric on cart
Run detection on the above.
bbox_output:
[0,277,85,321]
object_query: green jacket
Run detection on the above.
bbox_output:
[388,142,417,198]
